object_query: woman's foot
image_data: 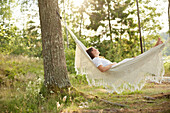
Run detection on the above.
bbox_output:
[154,38,163,47]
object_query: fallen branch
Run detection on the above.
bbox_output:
[152,92,170,99]
[100,99,128,107]
[70,87,128,107]
[143,92,170,100]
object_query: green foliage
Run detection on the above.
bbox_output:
[163,41,170,56]
[0,22,77,73]
[64,48,76,74]
[0,22,42,57]
[0,0,166,74]
[139,0,163,35]
[0,54,43,83]
[69,74,88,86]
[0,0,41,57]
[0,0,13,21]
[164,57,170,75]
[121,90,143,95]
[83,0,141,61]
[0,23,18,54]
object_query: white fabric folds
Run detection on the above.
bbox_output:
[65,25,168,93]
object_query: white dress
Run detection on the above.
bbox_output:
[92,57,112,67]
[92,57,134,67]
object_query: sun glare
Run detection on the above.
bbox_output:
[72,0,84,7]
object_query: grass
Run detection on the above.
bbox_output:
[164,56,170,76]
[0,54,170,112]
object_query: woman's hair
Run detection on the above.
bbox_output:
[86,47,95,59]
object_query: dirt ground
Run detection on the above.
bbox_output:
[65,81,170,113]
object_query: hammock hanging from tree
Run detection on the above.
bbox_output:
[65,24,169,93]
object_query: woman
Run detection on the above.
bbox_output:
[86,38,163,72]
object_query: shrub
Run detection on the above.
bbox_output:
[65,48,76,74]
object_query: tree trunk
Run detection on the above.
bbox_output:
[106,0,112,41]
[38,0,71,90]
[79,13,83,37]
[136,0,143,53]
[168,0,170,37]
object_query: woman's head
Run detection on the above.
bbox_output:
[86,47,100,59]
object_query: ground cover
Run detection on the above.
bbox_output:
[0,54,169,113]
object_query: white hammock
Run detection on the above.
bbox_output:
[65,25,169,93]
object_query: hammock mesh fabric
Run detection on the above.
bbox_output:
[66,25,167,93]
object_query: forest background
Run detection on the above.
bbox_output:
[0,0,169,73]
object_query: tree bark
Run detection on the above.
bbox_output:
[136,0,143,54]
[106,0,113,41]
[38,0,71,90]
[79,13,83,37]
[168,0,170,37]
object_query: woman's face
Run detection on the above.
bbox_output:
[91,47,100,57]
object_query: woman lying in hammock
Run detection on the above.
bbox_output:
[86,38,163,72]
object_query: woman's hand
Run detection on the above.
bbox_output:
[98,62,117,72]
[112,62,117,65]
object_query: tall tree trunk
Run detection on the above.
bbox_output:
[168,0,170,37]
[79,12,83,37]
[106,0,112,41]
[38,0,71,90]
[136,0,143,53]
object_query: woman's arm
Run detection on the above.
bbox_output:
[97,62,117,72]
